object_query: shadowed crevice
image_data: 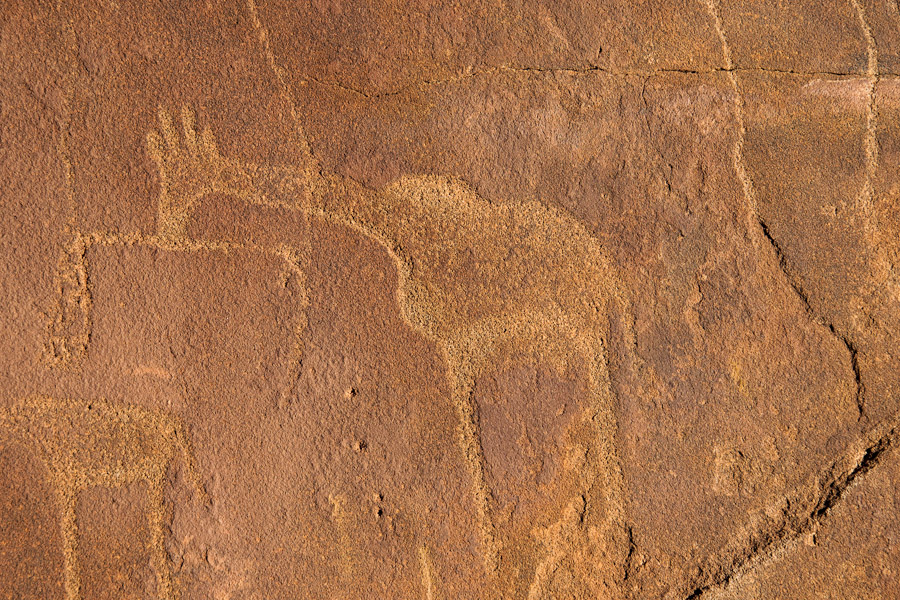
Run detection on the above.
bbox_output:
[756,217,866,420]
[681,411,899,600]
[304,64,890,100]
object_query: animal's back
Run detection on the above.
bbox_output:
[1,397,173,482]
[379,176,620,339]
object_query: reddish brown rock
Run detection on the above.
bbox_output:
[717,0,868,73]
[76,483,156,600]
[1,1,898,599]
[712,441,900,600]
[0,442,66,600]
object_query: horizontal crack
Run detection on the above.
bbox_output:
[302,64,890,99]
[682,410,900,600]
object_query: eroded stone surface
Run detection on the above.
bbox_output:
[711,443,900,600]
[0,442,66,600]
[77,483,156,600]
[1,0,898,599]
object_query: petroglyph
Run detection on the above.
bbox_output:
[108,14,632,592]
[418,544,436,600]
[0,396,207,600]
[8,1,899,599]
[144,104,637,590]
[528,496,586,599]
[44,232,92,368]
[146,105,318,245]
[850,0,880,221]
[44,13,88,370]
[328,492,356,583]
[122,6,641,590]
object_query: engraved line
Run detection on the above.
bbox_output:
[702,0,866,419]
[418,544,436,600]
[0,396,208,600]
[44,7,92,370]
[850,0,880,222]
[58,484,80,600]
[245,0,315,165]
[244,1,319,397]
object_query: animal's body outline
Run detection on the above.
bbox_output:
[147,105,638,595]
[0,396,207,600]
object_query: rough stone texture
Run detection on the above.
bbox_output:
[1,1,898,599]
[710,441,900,600]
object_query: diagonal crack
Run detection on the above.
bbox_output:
[622,523,638,583]
[703,0,867,425]
[756,218,865,419]
[681,410,900,600]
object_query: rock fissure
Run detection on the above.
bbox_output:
[303,65,889,101]
[756,218,866,419]
[681,411,900,599]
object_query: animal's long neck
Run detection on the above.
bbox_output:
[312,173,405,246]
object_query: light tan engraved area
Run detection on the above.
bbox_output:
[0,396,207,600]
[44,2,647,592]
[35,30,638,598]
[44,232,91,368]
[142,96,638,593]
[42,13,89,370]
[18,0,898,598]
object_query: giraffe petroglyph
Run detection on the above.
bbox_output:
[146,104,638,594]
[0,396,207,600]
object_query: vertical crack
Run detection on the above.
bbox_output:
[701,0,867,421]
[757,219,865,419]
[622,523,637,582]
[849,0,880,218]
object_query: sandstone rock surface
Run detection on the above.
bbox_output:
[1,1,899,599]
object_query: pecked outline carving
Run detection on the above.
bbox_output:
[43,14,90,370]
[27,0,899,598]
[86,1,648,594]
[143,97,638,596]
[0,396,208,600]
[682,1,887,598]
[35,7,639,595]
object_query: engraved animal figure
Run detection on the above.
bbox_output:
[147,107,636,593]
[0,396,206,600]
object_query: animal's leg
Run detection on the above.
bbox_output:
[525,336,630,599]
[585,342,626,521]
[146,473,175,600]
[170,419,210,507]
[57,481,81,600]
[444,349,500,582]
[583,342,631,587]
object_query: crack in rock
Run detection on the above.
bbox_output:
[303,65,890,100]
[757,218,866,419]
[680,411,900,600]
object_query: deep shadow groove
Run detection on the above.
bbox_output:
[622,523,636,582]
[681,413,898,600]
[757,217,865,419]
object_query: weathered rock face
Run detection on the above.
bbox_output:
[1,1,898,599]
